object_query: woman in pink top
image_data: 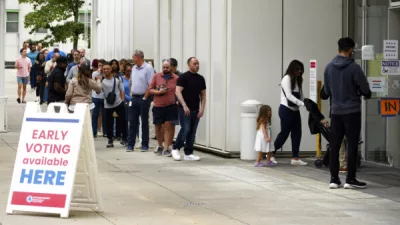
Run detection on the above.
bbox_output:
[15,48,32,103]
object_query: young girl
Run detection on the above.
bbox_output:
[254,105,276,167]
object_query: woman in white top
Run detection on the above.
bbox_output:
[273,60,307,166]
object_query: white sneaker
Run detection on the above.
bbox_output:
[291,159,308,166]
[171,149,181,161]
[184,154,201,161]
[270,157,278,164]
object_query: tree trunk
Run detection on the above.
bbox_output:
[73,10,79,50]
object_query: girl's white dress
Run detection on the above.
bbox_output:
[254,122,273,153]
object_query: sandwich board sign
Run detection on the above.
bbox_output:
[6,102,102,218]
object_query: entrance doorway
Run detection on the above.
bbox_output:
[347,0,400,167]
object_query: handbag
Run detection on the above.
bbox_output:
[281,88,301,107]
[106,77,117,105]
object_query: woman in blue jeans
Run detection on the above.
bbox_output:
[91,59,106,137]
[273,60,308,166]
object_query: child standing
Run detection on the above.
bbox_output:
[254,105,276,167]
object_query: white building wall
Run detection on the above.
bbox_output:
[93,0,156,60]
[156,0,343,154]
[5,0,91,62]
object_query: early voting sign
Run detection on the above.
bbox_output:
[6,103,102,218]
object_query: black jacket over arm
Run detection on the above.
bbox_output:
[304,98,325,135]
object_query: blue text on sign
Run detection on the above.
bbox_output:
[382,61,399,67]
[19,169,66,185]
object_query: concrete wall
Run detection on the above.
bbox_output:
[94,0,156,60]
[156,0,342,154]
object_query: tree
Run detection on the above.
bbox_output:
[19,0,90,49]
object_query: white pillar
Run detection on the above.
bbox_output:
[90,0,98,59]
[0,0,9,133]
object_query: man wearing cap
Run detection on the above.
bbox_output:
[47,56,68,104]
[45,43,66,61]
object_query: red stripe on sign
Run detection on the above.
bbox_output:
[310,62,316,68]
[11,191,66,208]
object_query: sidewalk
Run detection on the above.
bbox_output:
[0,69,399,225]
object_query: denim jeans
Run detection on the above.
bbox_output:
[127,96,151,147]
[274,104,302,158]
[173,108,200,155]
[92,97,106,136]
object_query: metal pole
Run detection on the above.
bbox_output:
[0,0,9,132]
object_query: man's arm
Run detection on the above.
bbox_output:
[54,74,66,94]
[28,61,32,74]
[354,67,372,99]
[323,66,331,98]
[144,68,155,99]
[176,86,187,107]
[118,78,125,101]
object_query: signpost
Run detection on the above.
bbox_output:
[309,60,317,103]
[6,103,102,218]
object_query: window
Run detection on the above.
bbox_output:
[78,12,91,29]
[6,11,19,33]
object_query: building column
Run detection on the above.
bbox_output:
[0,0,9,132]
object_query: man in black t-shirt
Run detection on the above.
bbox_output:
[171,57,206,161]
[47,56,68,105]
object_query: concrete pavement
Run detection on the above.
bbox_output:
[0,69,400,225]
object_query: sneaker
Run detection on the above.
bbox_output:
[184,154,201,161]
[291,159,308,166]
[254,162,265,167]
[106,140,114,148]
[141,146,149,152]
[98,131,103,136]
[17,98,21,104]
[270,157,278,164]
[155,147,163,155]
[126,145,133,152]
[162,150,172,157]
[344,179,367,189]
[135,143,142,149]
[264,161,276,167]
[171,149,181,161]
[329,177,342,189]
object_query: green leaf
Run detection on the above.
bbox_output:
[19,0,86,49]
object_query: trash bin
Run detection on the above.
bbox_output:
[240,100,262,160]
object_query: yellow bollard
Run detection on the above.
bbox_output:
[316,80,322,158]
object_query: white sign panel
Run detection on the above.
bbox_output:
[6,103,102,218]
[362,45,376,60]
[384,40,398,59]
[309,60,317,103]
[381,60,400,75]
[368,77,385,93]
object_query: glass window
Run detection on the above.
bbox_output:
[6,11,19,33]
[79,12,91,28]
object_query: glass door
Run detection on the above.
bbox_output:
[349,0,390,165]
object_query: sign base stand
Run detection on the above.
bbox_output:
[6,103,103,218]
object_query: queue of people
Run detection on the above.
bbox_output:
[15,44,206,162]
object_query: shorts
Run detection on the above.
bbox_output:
[152,104,178,125]
[17,77,29,85]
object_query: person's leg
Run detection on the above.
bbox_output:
[329,114,345,187]
[255,152,263,165]
[43,81,48,102]
[22,84,27,102]
[17,79,22,103]
[183,110,200,159]
[101,101,106,136]
[172,108,191,160]
[30,68,35,90]
[127,97,140,151]
[105,107,115,147]
[163,121,175,152]
[92,98,100,136]
[339,136,347,171]
[36,76,41,98]
[139,98,151,150]
[115,102,127,144]
[342,112,365,188]
[273,105,294,155]
[39,77,46,103]
[290,110,307,165]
